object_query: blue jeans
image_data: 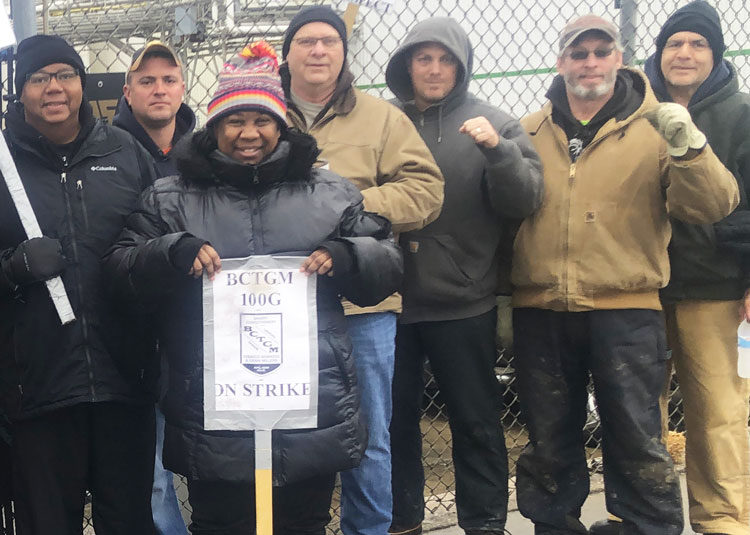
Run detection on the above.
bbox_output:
[153,405,188,535]
[340,312,397,535]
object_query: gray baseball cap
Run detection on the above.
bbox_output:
[559,14,621,53]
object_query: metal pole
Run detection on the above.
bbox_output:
[42,0,48,35]
[9,0,36,42]
[619,0,638,66]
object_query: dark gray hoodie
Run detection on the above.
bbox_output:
[386,17,544,323]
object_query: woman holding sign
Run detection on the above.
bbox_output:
[104,42,402,535]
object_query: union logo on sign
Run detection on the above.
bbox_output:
[239,313,283,375]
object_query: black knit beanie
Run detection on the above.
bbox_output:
[14,35,86,96]
[655,0,725,67]
[282,6,348,60]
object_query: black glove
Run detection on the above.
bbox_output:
[2,237,67,287]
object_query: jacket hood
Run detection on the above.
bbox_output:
[524,67,653,135]
[173,127,320,188]
[385,17,472,105]
[112,97,197,158]
[6,98,97,163]
[644,53,733,108]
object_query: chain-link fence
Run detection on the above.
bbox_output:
[2,0,748,532]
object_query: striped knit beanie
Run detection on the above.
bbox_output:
[206,41,287,127]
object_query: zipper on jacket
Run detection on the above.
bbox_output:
[76,179,90,231]
[561,128,615,307]
[60,156,97,400]
[564,162,578,307]
[252,168,259,185]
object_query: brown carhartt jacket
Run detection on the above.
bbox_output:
[282,65,444,315]
[512,68,739,312]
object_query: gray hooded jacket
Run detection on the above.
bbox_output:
[386,17,543,323]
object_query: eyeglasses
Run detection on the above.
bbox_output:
[568,48,615,61]
[26,69,80,87]
[292,36,342,49]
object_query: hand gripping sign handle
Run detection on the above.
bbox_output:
[0,135,76,324]
[255,429,273,535]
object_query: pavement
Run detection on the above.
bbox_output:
[425,471,699,535]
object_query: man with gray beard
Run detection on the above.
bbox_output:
[511,14,740,535]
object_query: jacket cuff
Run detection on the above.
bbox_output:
[319,239,356,279]
[480,140,521,166]
[169,235,207,274]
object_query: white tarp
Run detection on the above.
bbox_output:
[202,256,318,431]
[0,16,76,324]
[0,5,14,50]
[346,0,397,14]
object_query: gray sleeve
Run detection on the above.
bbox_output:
[480,115,544,218]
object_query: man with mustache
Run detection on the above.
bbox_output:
[512,14,739,535]
[384,17,543,535]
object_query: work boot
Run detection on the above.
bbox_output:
[388,524,422,535]
[589,519,624,534]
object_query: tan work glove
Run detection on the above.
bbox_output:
[644,102,707,157]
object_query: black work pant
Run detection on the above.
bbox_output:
[11,401,156,535]
[186,473,335,535]
[513,308,683,535]
[390,308,508,531]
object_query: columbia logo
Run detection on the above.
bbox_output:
[90,165,117,172]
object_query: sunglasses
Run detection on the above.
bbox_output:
[568,48,615,61]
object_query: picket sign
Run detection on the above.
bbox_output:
[203,256,319,535]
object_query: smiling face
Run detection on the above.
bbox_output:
[124,55,185,130]
[407,42,459,111]
[660,31,714,97]
[286,22,345,98]
[215,110,282,165]
[20,62,83,141]
[557,34,622,102]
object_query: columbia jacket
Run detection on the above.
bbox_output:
[0,101,157,420]
[103,129,403,485]
[112,97,196,178]
[281,64,444,315]
[513,68,739,312]
[385,17,544,323]
[645,58,750,301]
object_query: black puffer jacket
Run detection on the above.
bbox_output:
[103,128,403,485]
[0,101,158,420]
